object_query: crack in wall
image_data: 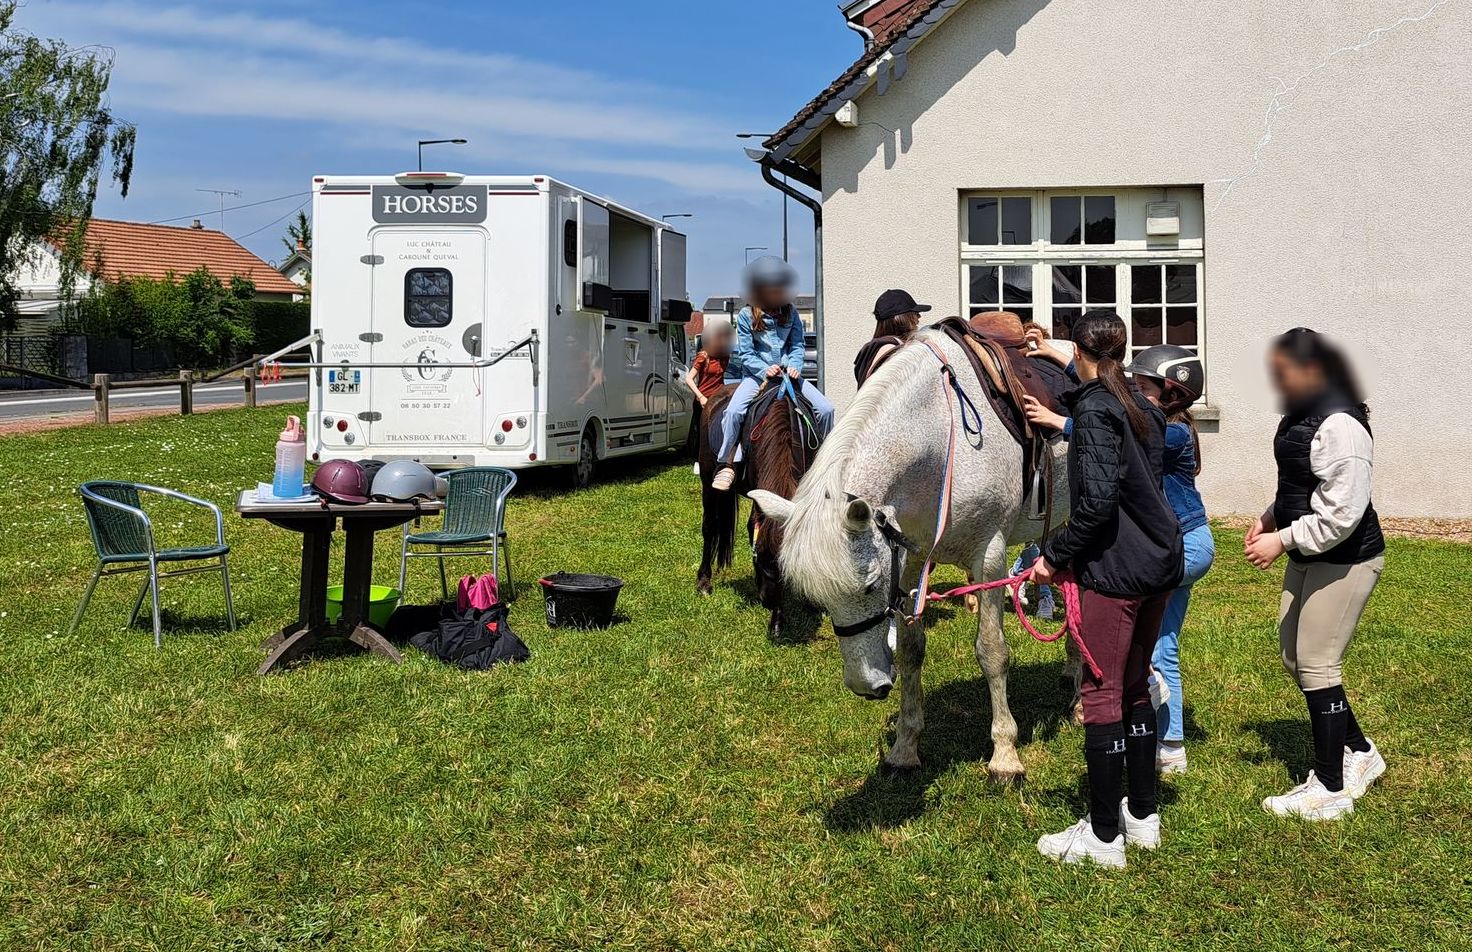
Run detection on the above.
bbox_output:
[1209,0,1454,211]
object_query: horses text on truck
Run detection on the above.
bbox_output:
[277,171,695,487]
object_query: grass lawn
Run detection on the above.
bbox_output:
[1,405,1469,951]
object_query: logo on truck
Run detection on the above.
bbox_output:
[401,333,455,390]
[371,185,489,224]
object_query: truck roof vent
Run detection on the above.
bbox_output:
[394,171,466,189]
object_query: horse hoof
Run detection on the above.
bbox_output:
[987,766,1026,787]
[881,759,921,778]
[697,580,712,596]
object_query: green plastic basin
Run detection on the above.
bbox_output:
[325,585,402,628]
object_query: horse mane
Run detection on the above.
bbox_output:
[779,337,935,605]
[750,392,802,500]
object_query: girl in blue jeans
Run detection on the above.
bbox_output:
[1127,345,1213,774]
[711,257,834,491]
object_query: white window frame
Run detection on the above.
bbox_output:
[958,187,1208,400]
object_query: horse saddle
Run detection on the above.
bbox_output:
[933,313,1073,447]
[706,378,817,465]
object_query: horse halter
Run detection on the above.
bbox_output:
[830,504,919,639]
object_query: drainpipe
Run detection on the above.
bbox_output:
[845,18,876,49]
[757,158,824,390]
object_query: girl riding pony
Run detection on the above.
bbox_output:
[711,257,834,491]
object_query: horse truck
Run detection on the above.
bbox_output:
[295,170,696,487]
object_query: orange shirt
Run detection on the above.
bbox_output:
[691,351,728,398]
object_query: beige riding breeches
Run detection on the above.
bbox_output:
[1278,556,1384,691]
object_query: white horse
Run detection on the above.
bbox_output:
[751,329,1070,781]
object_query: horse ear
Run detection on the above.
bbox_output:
[844,497,872,533]
[748,490,794,524]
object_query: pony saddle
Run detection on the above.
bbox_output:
[932,312,1074,446]
[707,378,819,466]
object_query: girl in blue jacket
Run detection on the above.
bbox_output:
[1126,345,1212,776]
[711,257,834,491]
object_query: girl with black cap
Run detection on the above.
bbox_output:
[853,289,931,387]
[1031,309,1183,868]
[1246,328,1386,820]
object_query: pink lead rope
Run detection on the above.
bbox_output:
[923,567,1102,681]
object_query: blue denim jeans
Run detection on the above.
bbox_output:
[1153,524,1216,741]
[1011,543,1053,604]
[717,376,835,463]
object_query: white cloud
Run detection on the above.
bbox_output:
[18,1,762,194]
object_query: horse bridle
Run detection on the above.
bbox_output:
[830,504,921,639]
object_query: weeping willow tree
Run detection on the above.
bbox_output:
[0,1,136,330]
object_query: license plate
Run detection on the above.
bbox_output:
[327,369,361,394]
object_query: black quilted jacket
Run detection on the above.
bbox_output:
[1041,379,1184,597]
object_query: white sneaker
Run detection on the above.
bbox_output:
[692,461,701,475]
[1148,671,1171,709]
[1156,743,1188,775]
[1037,818,1126,868]
[1037,590,1056,619]
[1120,797,1161,849]
[1344,742,1386,799]
[1262,772,1353,821]
[711,467,736,491]
[1019,586,1031,609]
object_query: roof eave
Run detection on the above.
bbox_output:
[763,0,970,165]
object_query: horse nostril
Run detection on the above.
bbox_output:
[870,683,893,701]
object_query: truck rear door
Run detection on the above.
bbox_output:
[366,228,487,448]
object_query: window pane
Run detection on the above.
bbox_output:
[1000,197,1031,244]
[1012,307,1034,323]
[968,198,999,245]
[1053,307,1081,341]
[1131,307,1163,347]
[1167,307,1198,346]
[1050,197,1081,244]
[405,268,452,327]
[1166,265,1196,304]
[1052,265,1082,305]
[1131,265,1162,305]
[968,265,998,305]
[1002,265,1032,304]
[1085,265,1116,304]
[1084,196,1116,243]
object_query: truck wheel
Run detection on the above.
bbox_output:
[572,427,596,490]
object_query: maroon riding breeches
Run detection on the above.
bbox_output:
[1077,589,1172,726]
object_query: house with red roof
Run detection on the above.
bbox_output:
[12,218,300,333]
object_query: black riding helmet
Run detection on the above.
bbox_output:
[1127,345,1204,412]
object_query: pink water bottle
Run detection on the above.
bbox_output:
[273,415,306,497]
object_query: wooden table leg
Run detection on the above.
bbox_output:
[257,625,319,675]
[340,523,376,630]
[261,525,333,652]
[347,624,404,663]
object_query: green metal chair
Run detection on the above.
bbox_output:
[71,481,236,647]
[399,467,517,601]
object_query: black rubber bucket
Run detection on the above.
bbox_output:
[539,572,624,629]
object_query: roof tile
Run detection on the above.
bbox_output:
[69,219,301,296]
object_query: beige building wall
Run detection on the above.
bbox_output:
[813,0,1472,516]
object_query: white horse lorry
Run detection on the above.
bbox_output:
[272,171,696,486]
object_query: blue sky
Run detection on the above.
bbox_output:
[18,0,860,303]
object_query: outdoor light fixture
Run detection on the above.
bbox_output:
[417,137,468,171]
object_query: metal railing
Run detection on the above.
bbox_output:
[258,329,541,387]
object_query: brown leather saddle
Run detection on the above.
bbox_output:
[932,311,1074,499]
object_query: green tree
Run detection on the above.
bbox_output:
[0,1,136,330]
[280,209,311,258]
[72,267,256,367]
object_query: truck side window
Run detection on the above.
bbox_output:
[405,268,452,327]
[563,220,577,268]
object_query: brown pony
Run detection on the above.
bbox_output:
[697,378,820,640]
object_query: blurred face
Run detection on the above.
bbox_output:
[708,327,733,356]
[1135,375,1164,408]
[1269,348,1326,406]
[751,284,792,313]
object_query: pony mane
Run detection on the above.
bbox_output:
[779,336,935,605]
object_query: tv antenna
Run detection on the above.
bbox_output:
[195,188,242,231]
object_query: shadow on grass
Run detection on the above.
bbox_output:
[725,576,823,646]
[823,660,1083,832]
[514,450,683,500]
[1244,718,1312,781]
[135,609,247,635]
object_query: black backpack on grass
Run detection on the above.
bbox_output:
[393,602,530,671]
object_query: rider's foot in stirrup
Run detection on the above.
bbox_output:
[711,467,736,491]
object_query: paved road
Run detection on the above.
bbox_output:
[0,379,308,422]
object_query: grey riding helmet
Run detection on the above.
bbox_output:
[371,460,447,502]
[743,255,798,294]
[1126,344,1204,412]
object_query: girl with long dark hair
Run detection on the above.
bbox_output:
[1032,310,1183,868]
[1246,328,1385,820]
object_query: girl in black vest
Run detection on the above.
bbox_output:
[1033,310,1183,868]
[1246,328,1386,820]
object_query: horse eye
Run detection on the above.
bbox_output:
[864,580,879,595]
